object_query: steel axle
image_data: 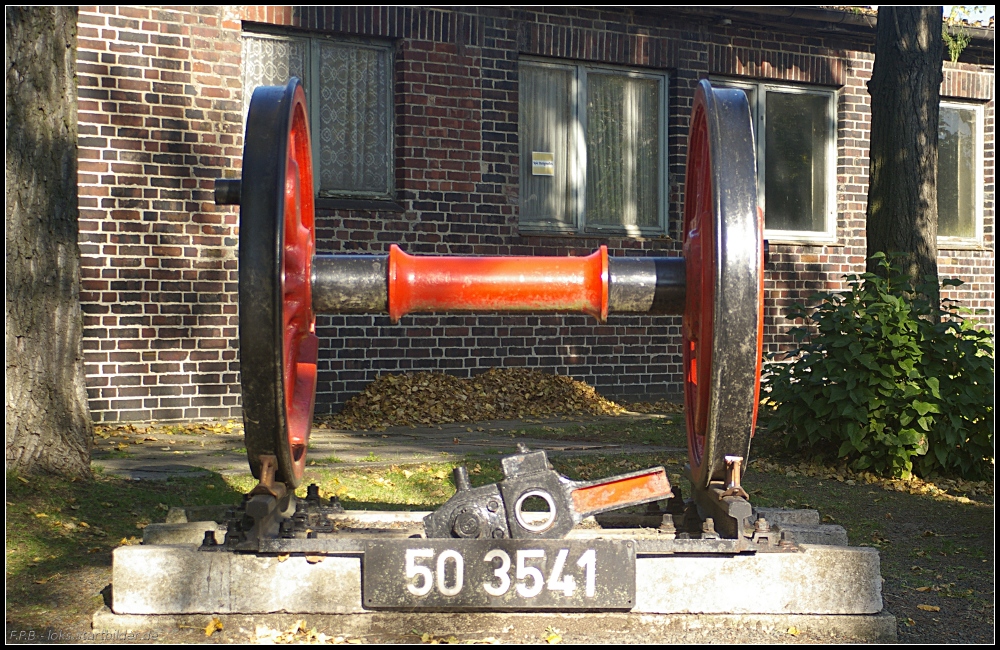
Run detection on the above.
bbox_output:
[309,247,687,322]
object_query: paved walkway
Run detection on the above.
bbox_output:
[91,414,685,480]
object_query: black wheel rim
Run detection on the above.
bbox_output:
[239,78,317,487]
[683,79,763,488]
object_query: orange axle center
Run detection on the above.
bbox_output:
[387,244,610,323]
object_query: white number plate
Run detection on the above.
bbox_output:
[363,540,635,609]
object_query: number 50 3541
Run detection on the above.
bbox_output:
[404,547,597,599]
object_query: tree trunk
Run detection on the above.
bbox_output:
[5,7,92,477]
[865,6,943,291]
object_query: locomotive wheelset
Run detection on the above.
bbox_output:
[107,79,888,632]
[216,78,763,511]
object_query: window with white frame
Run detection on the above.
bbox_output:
[242,30,394,200]
[712,79,837,242]
[938,101,984,246]
[519,59,668,235]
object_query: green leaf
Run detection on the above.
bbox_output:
[911,401,938,416]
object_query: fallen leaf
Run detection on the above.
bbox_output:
[305,554,324,564]
[35,513,48,518]
[277,554,290,562]
[916,586,931,592]
[917,604,940,612]
[786,626,800,636]
[205,617,223,636]
[321,369,635,431]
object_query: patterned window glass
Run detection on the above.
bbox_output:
[241,33,307,128]
[317,41,392,196]
[242,32,394,198]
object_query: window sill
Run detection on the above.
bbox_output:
[764,237,842,247]
[316,197,405,212]
[517,227,673,242]
[937,239,989,252]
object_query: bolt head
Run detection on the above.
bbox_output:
[453,512,481,538]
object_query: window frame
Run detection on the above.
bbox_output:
[712,77,838,245]
[518,57,669,237]
[241,27,396,201]
[937,100,985,250]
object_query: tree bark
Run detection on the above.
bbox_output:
[5,7,92,477]
[865,6,943,290]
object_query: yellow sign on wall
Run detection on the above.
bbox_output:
[531,152,555,176]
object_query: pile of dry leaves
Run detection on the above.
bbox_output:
[321,368,678,430]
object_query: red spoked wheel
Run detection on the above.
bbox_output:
[683,80,764,489]
[239,79,317,487]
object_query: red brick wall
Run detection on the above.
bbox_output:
[76,6,995,423]
[76,6,243,422]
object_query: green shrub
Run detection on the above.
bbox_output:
[762,253,994,480]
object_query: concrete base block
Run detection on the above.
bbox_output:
[111,545,362,615]
[754,507,820,526]
[165,505,231,524]
[142,522,225,545]
[777,524,849,546]
[635,544,882,614]
[92,607,897,643]
[114,542,880,616]
[751,507,849,548]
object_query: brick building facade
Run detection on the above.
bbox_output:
[75,6,995,424]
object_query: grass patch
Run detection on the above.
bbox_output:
[5,470,245,633]
[507,417,685,447]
